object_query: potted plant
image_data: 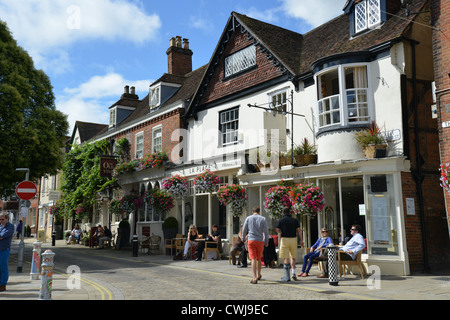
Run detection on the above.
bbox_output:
[216,184,248,217]
[162,175,189,199]
[355,121,387,159]
[293,145,305,166]
[194,169,221,193]
[290,183,325,217]
[162,216,178,240]
[279,151,292,167]
[300,138,317,165]
[264,185,292,219]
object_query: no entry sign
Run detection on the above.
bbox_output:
[16,180,37,200]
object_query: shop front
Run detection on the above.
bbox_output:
[239,156,411,276]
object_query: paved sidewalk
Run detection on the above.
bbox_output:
[2,238,449,300]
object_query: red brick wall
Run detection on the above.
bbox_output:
[167,46,192,76]
[199,30,282,105]
[432,0,450,234]
[109,108,184,162]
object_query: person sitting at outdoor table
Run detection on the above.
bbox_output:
[229,228,245,265]
[68,224,82,244]
[183,224,199,260]
[298,228,332,277]
[195,224,220,261]
[98,225,112,249]
[317,224,366,278]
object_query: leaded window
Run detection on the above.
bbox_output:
[224,45,256,78]
[355,0,381,34]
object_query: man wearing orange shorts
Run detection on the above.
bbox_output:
[242,206,269,284]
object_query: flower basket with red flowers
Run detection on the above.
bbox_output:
[290,184,325,216]
[145,188,174,215]
[74,203,92,219]
[264,186,293,219]
[162,175,189,199]
[194,169,221,193]
[108,198,123,215]
[440,163,450,193]
[120,193,144,213]
[216,184,247,217]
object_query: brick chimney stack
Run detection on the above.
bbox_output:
[166,36,193,76]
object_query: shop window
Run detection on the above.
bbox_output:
[366,174,399,256]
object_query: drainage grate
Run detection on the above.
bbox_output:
[319,290,342,295]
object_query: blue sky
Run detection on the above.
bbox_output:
[0,0,346,133]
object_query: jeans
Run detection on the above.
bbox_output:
[302,250,321,273]
[0,249,10,286]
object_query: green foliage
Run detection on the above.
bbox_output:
[0,21,69,196]
[162,216,178,229]
[355,121,386,149]
[60,140,115,218]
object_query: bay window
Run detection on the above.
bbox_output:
[317,64,370,129]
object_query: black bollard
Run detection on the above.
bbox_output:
[51,231,56,246]
[132,234,138,257]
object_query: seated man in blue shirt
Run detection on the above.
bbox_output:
[317,224,366,278]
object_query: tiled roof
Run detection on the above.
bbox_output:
[73,121,108,143]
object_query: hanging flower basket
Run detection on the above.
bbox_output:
[264,186,293,219]
[194,169,221,193]
[74,203,92,219]
[440,163,450,193]
[216,184,247,217]
[138,151,168,171]
[120,193,144,213]
[145,188,175,215]
[290,184,325,216]
[108,199,123,215]
[162,175,189,199]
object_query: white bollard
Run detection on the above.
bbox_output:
[30,241,42,280]
[39,250,55,300]
[327,243,339,286]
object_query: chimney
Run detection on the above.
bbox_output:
[121,85,139,100]
[166,36,193,76]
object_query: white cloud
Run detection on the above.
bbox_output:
[57,72,152,132]
[0,0,161,73]
[280,0,346,28]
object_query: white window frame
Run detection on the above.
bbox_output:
[355,0,381,34]
[109,107,117,128]
[149,85,160,109]
[224,45,257,78]
[219,107,239,146]
[135,131,144,159]
[152,125,162,153]
[316,63,372,130]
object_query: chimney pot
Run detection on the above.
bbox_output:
[170,37,176,47]
[130,86,135,95]
[175,36,182,47]
[183,38,189,50]
[124,85,130,94]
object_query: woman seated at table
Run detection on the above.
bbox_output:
[195,224,220,261]
[183,224,199,259]
[298,228,332,277]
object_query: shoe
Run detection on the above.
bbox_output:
[298,272,305,277]
[317,274,328,278]
[292,274,297,281]
[250,279,258,284]
[301,273,309,277]
[257,275,262,280]
[237,265,247,268]
[0,285,5,292]
[195,258,201,261]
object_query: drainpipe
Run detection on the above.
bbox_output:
[410,40,430,272]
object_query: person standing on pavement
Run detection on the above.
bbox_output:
[276,207,304,282]
[0,212,15,292]
[242,206,269,284]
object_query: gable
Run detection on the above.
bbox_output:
[187,12,302,118]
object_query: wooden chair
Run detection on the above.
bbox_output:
[204,236,223,261]
[165,233,182,255]
[149,235,161,255]
[175,236,186,254]
[89,227,98,248]
[338,250,365,278]
[228,236,242,264]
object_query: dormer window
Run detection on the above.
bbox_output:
[109,107,116,128]
[354,0,381,34]
[150,86,160,109]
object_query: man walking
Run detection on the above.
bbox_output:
[276,207,304,281]
[0,212,15,292]
[242,206,269,284]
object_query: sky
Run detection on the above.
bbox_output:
[0,0,346,134]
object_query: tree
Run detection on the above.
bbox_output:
[0,21,69,196]
[60,140,117,219]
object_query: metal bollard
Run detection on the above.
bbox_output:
[52,231,56,246]
[39,250,55,300]
[30,241,42,280]
[327,243,339,286]
[132,234,138,257]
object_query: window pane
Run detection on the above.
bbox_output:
[224,45,256,77]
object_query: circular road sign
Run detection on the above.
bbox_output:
[16,180,37,200]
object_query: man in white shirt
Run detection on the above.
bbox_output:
[317,224,366,278]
